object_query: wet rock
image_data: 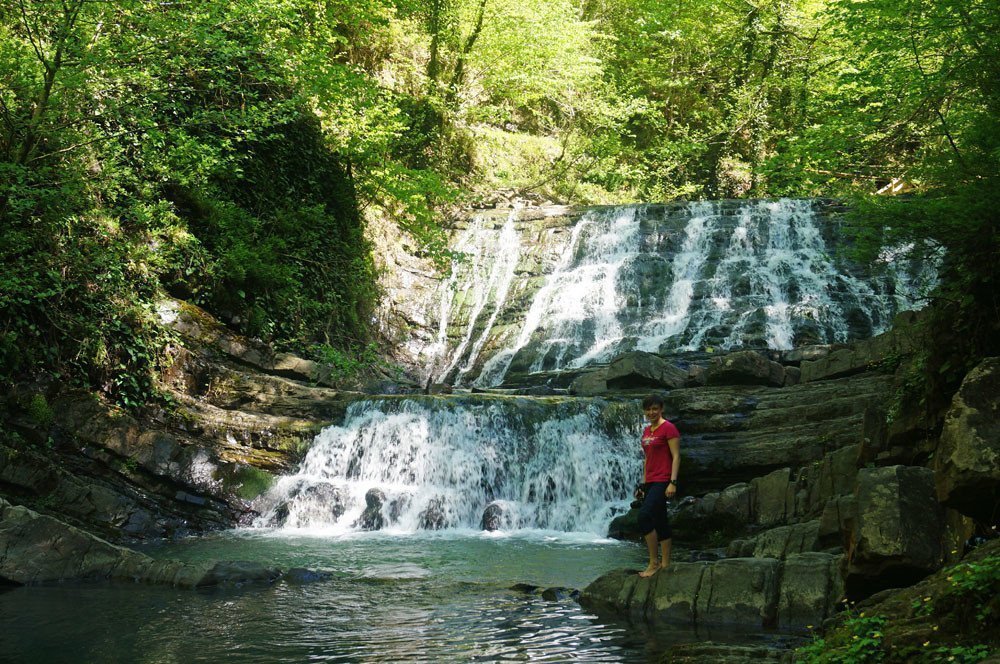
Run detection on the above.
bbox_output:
[935,357,1000,522]
[419,497,448,530]
[195,560,282,588]
[569,368,608,396]
[607,508,642,541]
[283,568,333,584]
[706,350,785,387]
[604,351,690,391]
[540,587,578,601]
[356,488,386,531]
[481,502,504,531]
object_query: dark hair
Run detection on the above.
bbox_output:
[641,394,665,409]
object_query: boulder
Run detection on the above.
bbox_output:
[568,368,608,396]
[604,351,690,391]
[481,502,504,531]
[695,557,781,627]
[847,466,945,583]
[419,497,448,530]
[750,468,792,526]
[777,552,845,628]
[356,488,386,531]
[934,357,1000,521]
[706,351,785,387]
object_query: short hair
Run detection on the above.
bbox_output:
[641,394,665,409]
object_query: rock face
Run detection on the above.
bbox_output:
[847,466,945,584]
[934,357,1000,521]
[579,552,844,630]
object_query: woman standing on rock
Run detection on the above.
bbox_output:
[636,394,680,578]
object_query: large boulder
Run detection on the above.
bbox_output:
[847,466,945,585]
[706,351,785,387]
[934,357,1000,521]
[0,497,281,587]
[355,488,386,531]
[604,351,690,391]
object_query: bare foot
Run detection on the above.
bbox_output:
[659,561,670,571]
[638,564,659,578]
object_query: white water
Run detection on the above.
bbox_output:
[255,399,639,536]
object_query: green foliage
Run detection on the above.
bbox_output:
[937,555,1000,628]
[25,394,54,430]
[231,466,275,501]
[312,342,386,382]
[796,613,888,663]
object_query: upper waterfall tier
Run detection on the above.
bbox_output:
[420,200,935,387]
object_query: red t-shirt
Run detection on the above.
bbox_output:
[641,419,680,482]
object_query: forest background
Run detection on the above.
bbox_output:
[1,0,997,411]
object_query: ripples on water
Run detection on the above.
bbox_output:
[0,530,674,663]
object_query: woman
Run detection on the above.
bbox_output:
[636,394,680,578]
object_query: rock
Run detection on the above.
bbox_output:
[706,351,785,387]
[661,642,794,663]
[714,483,753,521]
[607,508,642,540]
[777,552,845,628]
[935,357,1000,521]
[695,557,781,627]
[0,497,279,588]
[481,502,504,531]
[604,351,689,390]
[419,497,448,530]
[356,488,386,531]
[750,468,792,526]
[283,568,333,584]
[581,553,844,629]
[195,560,282,588]
[732,521,822,559]
[847,466,945,586]
[540,587,576,601]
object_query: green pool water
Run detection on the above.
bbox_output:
[0,528,781,662]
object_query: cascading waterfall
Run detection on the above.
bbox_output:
[255,398,640,535]
[433,199,935,387]
[428,211,522,385]
[255,198,935,538]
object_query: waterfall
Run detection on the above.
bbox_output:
[431,199,934,387]
[255,398,640,535]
